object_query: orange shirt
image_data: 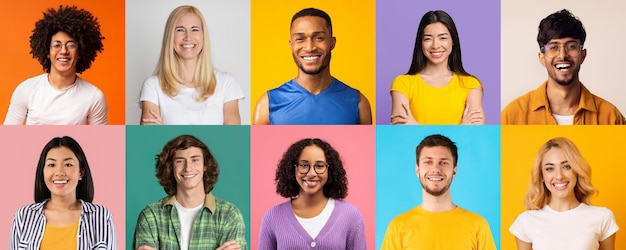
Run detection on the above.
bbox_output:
[40,219,79,250]
[501,81,625,125]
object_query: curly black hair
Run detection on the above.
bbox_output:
[30,5,104,73]
[275,138,348,199]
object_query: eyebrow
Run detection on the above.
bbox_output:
[175,25,201,29]
[174,155,202,159]
[547,39,578,44]
[421,156,451,161]
[292,31,327,37]
[544,160,569,166]
[45,157,75,161]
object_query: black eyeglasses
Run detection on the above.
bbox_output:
[541,41,582,59]
[295,162,329,174]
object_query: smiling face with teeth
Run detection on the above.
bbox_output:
[43,146,83,199]
[421,22,453,67]
[172,146,207,193]
[48,31,79,77]
[416,146,456,197]
[539,37,586,87]
[290,16,336,76]
[295,145,328,197]
[173,12,204,62]
[541,147,578,202]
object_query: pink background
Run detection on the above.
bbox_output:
[0,126,126,248]
[250,125,376,249]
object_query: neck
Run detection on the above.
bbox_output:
[295,70,333,95]
[178,59,198,87]
[46,196,81,210]
[174,188,206,208]
[548,195,581,212]
[420,190,455,212]
[546,80,581,115]
[420,62,452,76]
[292,191,328,209]
[48,72,77,90]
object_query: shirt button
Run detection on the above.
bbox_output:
[310,241,316,248]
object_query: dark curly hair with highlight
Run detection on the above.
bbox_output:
[155,135,219,195]
[30,5,104,74]
[275,138,348,199]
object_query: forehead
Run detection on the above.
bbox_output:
[423,22,450,34]
[542,147,566,162]
[176,12,202,26]
[174,146,203,157]
[298,145,326,160]
[50,31,74,41]
[546,37,579,44]
[46,146,77,159]
[291,16,330,34]
[419,146,453,159]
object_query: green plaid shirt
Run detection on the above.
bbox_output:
[133,193,247,250]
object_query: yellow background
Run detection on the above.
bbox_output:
[501,126,626,249]
[250,0,376,123]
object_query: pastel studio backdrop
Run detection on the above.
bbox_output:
[501,0,626,114]
[250,125,376,249]
[376,0,501,124]
[0,126,126,248]
[501,126,626,250]
[250,0,377,123]
[376,125,501,249]
[125,126,251,249]
[125,0,251,124]
[0,0,126,124]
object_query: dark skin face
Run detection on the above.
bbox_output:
[289,16,336,76]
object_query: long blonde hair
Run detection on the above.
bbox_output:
[524,137,597,209]
[154,5,215,101]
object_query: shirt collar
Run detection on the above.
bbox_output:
[161,193,217,213]
[30,199,92,213]
[530,81,597,112]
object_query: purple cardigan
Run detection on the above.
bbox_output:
[258,199,366,250]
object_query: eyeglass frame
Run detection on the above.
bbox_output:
[295,161,329,175]
[50,41,78,51]
[540,41,583,59]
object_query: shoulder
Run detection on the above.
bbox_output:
[264,200,291,217]
[82,201,112,214]
[455,207,490,225]
[214,70,236,82]
[335,200,362,215]
[15,202,44,215]
[14,74,47,91]
[142,75,160,87]
[76,77,104,95]
[392,74,413,83]
[332,78,359,91]
[456,74,482,87]
[214,196,244,214]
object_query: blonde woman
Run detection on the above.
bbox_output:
[139,5,244,125]
[510,137,618,250]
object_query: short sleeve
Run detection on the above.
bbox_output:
[4,81,30,125]
[461,75,482,89]
[380,219,401,250]
[132,206,159,249]
[217,72,245,103]
[600,208,619,241]
[138,76,161,109]
[88,89,108,125]
[390,75,411,98]
[509,212,531,243]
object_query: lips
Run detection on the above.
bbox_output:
[552,182,569,190]
[429,51,444,58]
[53,180,68,184]
[302,179,321,187]
[182,44,196,49]
[554,63,572,71]
[182,173,197,179]
[426,176,444,181]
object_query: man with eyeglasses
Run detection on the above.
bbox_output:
[502,9,625,125]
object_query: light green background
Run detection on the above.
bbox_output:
[125,125,251,249]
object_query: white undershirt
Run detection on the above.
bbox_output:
[174,198,204,250]
[553,114,574,125]
[295,198,335,239]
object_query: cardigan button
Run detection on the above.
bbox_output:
[310,241,316,248]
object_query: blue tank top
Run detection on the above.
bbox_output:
[268,78,361,124]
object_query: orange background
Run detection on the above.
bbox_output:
[0,0,125,124]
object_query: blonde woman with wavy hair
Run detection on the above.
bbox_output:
[510,137,618,250]
[139,5,244,125]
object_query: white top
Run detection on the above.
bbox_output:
[510,203,619,250]
[174,198,204,250]
[4,73,108,125]
[553,113,574,125]
[138,70,245,125]
[295,198,335,239]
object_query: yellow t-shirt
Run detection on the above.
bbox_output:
[381,206,496,250]
[40,219,79,250]
[391,73,481,124]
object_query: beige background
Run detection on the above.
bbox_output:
[501,0,626,113]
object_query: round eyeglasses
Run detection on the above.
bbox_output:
[51,41,78,51]
[296,162,329,174]
[541,41,582,59]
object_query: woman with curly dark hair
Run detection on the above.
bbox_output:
[258,138,366,249]
[4,5,107,125]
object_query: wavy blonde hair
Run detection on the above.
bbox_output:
[154,5,215,101]
[524,137,597,210]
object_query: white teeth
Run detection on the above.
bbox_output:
[428,177,443,181]
[554,183,567,188]
[57,58,69,62]
[183,45,195,49]
[555,63,571,70]
[303,56,319,61]
[183,174,196,178]
[53,180,68,184]
[431,52,443,56]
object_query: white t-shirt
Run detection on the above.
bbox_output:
[174,198,204,250]
[138,70,244,125]
[510,203,619,250]
[295,198,335,239]
[4,73,108,125]
[553,113,574,125]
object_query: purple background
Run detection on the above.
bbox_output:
[376,0,501,124]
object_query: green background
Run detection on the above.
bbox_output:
[125,125,251,249]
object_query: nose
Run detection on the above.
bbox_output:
[555,168,564,179]
[304,38,315,51]
[55,167,66,176]
[306,166,318,176]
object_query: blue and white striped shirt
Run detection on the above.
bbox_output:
[10,199,117,250]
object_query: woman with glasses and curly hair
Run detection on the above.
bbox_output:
[510,137,618,250]
[258,138,366,249]
[4,5,107,125]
